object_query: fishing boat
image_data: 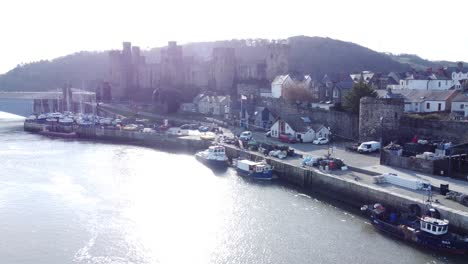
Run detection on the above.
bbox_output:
[234,159,273,180]
[195,145,228,169]
[361,203,468,254]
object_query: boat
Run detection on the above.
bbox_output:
[39,130,77,138]
[361,203,468,254]
[234,159,273,180]
[195,145,228,169]
[200,132,216,141]
[58,117,74,125]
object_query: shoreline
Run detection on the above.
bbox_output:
[23,121,468,235]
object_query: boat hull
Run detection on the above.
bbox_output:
[236,168,273,180]
[370,217,468,255]
[195,155,228,169]
[38,131,77,139]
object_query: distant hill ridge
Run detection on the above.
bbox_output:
[0,36,462,91]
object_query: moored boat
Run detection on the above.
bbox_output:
[234,159,273,180]
[361,203,468,254]
[195,145,228,169]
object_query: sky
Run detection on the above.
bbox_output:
[0,0,467,74]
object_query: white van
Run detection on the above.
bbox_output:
[358,141,381,153]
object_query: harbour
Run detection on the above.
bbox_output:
[22,112,468,236]
[1,111,467,263]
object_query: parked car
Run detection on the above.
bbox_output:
[239,131,252,141]
[313,137,329,145]
[198,126,210,132]
[265,131,271,137]
[358,141,381,153]
[279,133,297,143]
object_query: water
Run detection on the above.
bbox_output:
[0,111,465,264]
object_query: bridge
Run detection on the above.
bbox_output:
[0,88,96,117]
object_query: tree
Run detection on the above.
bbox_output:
[343,81,377,113]
[283,86,314,103]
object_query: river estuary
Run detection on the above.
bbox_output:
[0,112,465,264]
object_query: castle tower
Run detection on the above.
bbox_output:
[359,97,404,143]
[265,43,289,81]
[108,50,124,100]
[212,47,236,94]
[121,42,134,100]
[160,41,184,87]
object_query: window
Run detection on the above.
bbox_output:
[426,102,430,109]
[461,104,465,110]
[438,103,442,111]
[438,81,441,87]
[432,225,436,232]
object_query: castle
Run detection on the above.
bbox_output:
[107,40,289,102]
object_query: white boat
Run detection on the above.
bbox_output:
[235,159,273,180]
[195,145,228,169]
[58,117,74,125]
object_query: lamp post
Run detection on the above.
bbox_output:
[380,116,384,162]
[327,126,332,158]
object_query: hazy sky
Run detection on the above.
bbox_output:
[0,0,467,73]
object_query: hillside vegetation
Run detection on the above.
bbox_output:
[0,36,461,92]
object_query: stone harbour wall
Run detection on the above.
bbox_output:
[223,144,468,234]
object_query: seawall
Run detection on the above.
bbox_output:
[24,121,468,234]
[24,122,212,152]
[223,144,468,234]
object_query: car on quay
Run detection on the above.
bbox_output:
[279,133,297,143]
[313,137,329,145]
[239,131,253,141]
[357,141,381,153]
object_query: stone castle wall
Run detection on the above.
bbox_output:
[359,97,404,142]
[399,117,468,143]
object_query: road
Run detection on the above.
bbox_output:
[227,128,468,195]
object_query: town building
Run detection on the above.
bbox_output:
[378,89,459,113]
[270,116,330,143]
[271,74,312,99]
[451,92,468,118]
[192,94,230,116]
[244,107,277,131]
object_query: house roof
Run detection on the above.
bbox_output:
[335,80,354,90]
[278,115,326,133]
[280,115,310,132]
[272,75,290,85]
[196,94,229,104]
[382,89,458,103]
[376,89,404,99]
[451,93,468,102]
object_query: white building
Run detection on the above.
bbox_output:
[350,71,374,84]
[271,74,312,98]
[378,89,459,113]
[451,93,468,118]
[270,116,330,143]
[191,94,230,116]
[398,78,455,90]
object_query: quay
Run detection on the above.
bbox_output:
[221,144,468,235]
[23,120,468,235]
[23,122,212,152]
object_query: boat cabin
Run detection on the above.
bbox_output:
[237,160,271,173]
[420,216,449,235]
[208,146,225,155]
